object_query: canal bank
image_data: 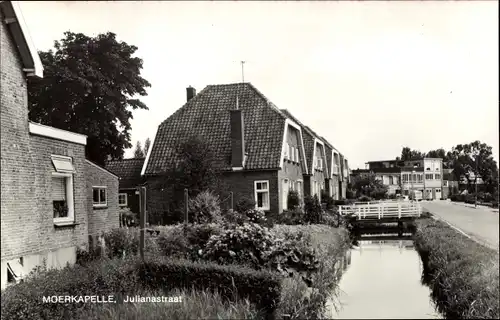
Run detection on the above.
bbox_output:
[327,224,441,319]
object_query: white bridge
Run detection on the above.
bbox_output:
[339,200,422,221]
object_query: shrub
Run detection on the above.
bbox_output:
[102,228,139,259]
[188,190,223,224]
[246,209,267,224]
[119,207,137,227]
[235,196,256,214]
[304,195,322,224]
[277,208,304,225]
[320,191,335,210]
[465,195,476,204]
[1,257,141,320]
[222,209,249,225]
[139,256,282,316]
[287,190,301,210]
[357,195,372,202]
[333,200,346,206]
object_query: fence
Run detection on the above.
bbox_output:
[338,201,422,220]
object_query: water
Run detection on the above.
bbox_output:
[327,232,441,319]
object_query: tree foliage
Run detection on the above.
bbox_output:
[144,137,151,156]
[401,147,425,161]
[133,141,145,158]
[150,134,226,222]
[28,31,151,165]
[350,173,388,200]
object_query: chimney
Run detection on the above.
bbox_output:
[186,86,196,102]
[230,97,245,168]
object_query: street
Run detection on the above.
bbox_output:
[422,201,499,251]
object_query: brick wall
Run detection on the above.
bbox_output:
[223,170,279,214]
[85,161,119,241]
[30,135,88,254]
[1,13,40,261]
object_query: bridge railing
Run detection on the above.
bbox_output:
[339,201,422,220]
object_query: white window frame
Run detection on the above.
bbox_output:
[254,180,270,211]
[296,180,303,197]
[92,186,108,208]
[52,172,75,224]
[435,174,441,180]
[118,193,128,207]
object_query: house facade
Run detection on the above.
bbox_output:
[141,83,349,218]
[364,157,444,199]
[1,1,118,289]
[105,157,145,215]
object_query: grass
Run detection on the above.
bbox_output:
[75,288,263,320]
[413,218,499,319]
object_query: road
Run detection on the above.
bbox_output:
[422,200,499,251]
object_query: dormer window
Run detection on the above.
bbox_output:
[295,148,299,163]
[284,143,289,160]
[289,145,293,161]
[316,157,323,170]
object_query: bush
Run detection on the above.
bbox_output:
[222,209,249,225]
[235,196,256,214]
[465,195,476,204]
[246,209,267,224]
[277,208,304,225]
[139,256,281,316]
[287,190,301,210]
[1,257,141,320]
[357,195,372,202]
[320,191,335,210]
[188,190,223,224]
[304,195,322,224]
[102,228,139,259]
[333,200,346,206]
[156,223,222,260]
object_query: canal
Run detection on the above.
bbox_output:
[327,225,441,319]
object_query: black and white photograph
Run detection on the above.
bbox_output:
[0,0,498,319]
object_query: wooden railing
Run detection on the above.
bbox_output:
[339,201,422,220]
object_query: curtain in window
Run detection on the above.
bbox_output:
[52,177,66,201]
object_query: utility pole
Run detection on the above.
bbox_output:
[241,61,245,83]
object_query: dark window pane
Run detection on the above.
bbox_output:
[100,189,106,203]
[93,189,99,203]
[257,193,263,207]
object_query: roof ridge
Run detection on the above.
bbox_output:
[246,83,288,120]
[159,85,212,128]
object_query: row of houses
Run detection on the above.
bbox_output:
[107,84,352,218]
[1,1,120,289]
[1,1,350,288]
[351,158,458,200]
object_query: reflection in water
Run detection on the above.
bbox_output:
[328,234,441,319]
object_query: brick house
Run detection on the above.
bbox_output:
[105,157,145,215]
[1,1,118,289]
[141,83,349,219]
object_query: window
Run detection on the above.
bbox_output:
[316,157,322,170]
[51,155,75,223]
[417,174,423,182]
[282,179,289,210]
[436,167,440,171]
[93,186,107,208]
[443,181,449,187]
[435,174,441,180]
[118,193,128,206]
[295,148,299,163]
[425,174,433,180]
[402,174,409,182]
[389,176,394,185]
[426,168,431,171]
[436,189,441,193]
[254,181,270,210]
[289,145,293,161]
[284,143,289,160]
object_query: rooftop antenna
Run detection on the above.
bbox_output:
[241,60,245,83]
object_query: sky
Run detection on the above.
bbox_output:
[18,1,499,169]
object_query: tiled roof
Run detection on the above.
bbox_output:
[105,158,145,189]
[143,83,287,175]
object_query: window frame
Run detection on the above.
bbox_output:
[435,174,441,180]
[254,180,270,211]
[52,172,75,224]
[92,186,108,208]
[118,193,128,207]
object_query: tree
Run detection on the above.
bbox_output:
[28,31,151,165]
[133,141,145,158]
[143,137,151,156]
[400,147,425,161]
[448,141,498,194]
[149,134,225,223]
[350,173,389,200]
